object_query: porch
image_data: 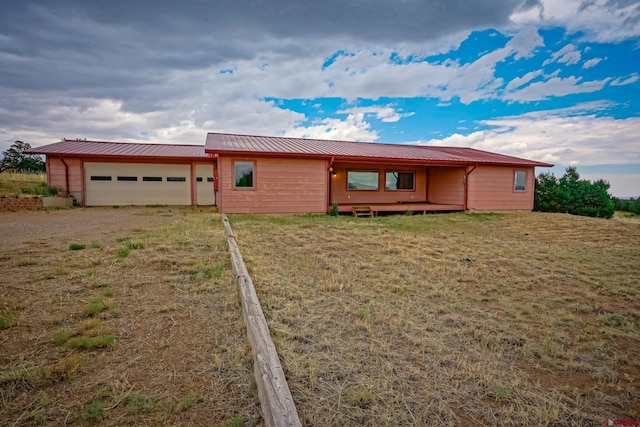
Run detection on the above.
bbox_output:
[333,202,465,216]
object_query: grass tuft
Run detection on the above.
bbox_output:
[116,247,130,259]
[82,297,117,316]
[344,384,375,408]
[179,392,197,411]
[224,415,244,427]
[355,308,369,320]
[0,313,15,329]
[127,241,145,249]
[69,243,86,251]
[85,399,104,421]
[67,334,115,349]
[124,392,152,414]
[52,329,74,344]
[602,312,635,331]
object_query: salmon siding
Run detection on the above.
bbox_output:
[467,166,536,211]
[218,156,328,214]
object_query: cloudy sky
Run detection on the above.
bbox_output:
[1,0,638,196]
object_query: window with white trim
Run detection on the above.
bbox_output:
[234,161,254,188]
[514,171,527,192]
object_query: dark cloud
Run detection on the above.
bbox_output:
[0,0,541,91]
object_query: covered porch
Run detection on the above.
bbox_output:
[328,161,469,215]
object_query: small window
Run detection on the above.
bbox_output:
[143,176,162,182]
[207,177,214,183]
[514,171,527,192]
[234,161,254,188]
[167,177,186,182]
[117,176,137,182]
[347,171,379,190]
[196,177,203,182]
[90,176,112,181]
[386,171,414,190]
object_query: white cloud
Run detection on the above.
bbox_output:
[337,106,414,123]
[582,57,603,68]
[543,44,581,66]
[283,114,379,142]
[504,76,610,102]
[505,70,544,92]
[413,103,640,167]
[610,73,640,86]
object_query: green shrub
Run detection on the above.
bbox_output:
[21,182,59,196]
[330,202,339,217]
[69,243,86,251]
[535,167,614,218]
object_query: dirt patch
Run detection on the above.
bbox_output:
[0,207,260,426]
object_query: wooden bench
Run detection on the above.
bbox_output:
[352,206,374,217]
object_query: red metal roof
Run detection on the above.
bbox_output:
[205,133,553,167]
[26,139,211,159]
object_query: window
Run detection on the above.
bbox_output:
[143,176,162,182]
[167,177,186,182]
[234,161,254,188]
[117,176,137,181]
[207,177,214,183]
[196,177,203,182]
[90,176,112,181]
[514,171,527,191]
[347,171,379,190]
[386,171,415,190]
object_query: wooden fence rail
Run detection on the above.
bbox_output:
[221,214,302,427]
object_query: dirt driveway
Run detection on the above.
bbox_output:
[0,207,260,426]
[0,207,177,250]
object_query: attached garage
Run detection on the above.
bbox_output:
[85,162,191,206]
[28,140,216,207]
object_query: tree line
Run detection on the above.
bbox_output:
[0,140,45,173]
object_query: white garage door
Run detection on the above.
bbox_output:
[85,162,191,206]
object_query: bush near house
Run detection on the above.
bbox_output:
[535,166,615,218]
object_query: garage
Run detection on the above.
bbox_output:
[85,162,191,206]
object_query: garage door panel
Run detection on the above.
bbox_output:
[85,162,191,206]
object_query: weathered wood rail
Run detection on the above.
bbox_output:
[221,214,302,427]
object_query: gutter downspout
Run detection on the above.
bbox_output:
[327,157,335,211]
[60,157,70,197]
[213,154,220,211]
[463,164,477,211]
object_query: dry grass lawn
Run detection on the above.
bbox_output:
[0,207,260,426]
[229,212,640,426]
[0,172,45,196]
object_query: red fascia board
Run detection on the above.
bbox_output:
[210,149,551,167]
[32,152,211,161]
